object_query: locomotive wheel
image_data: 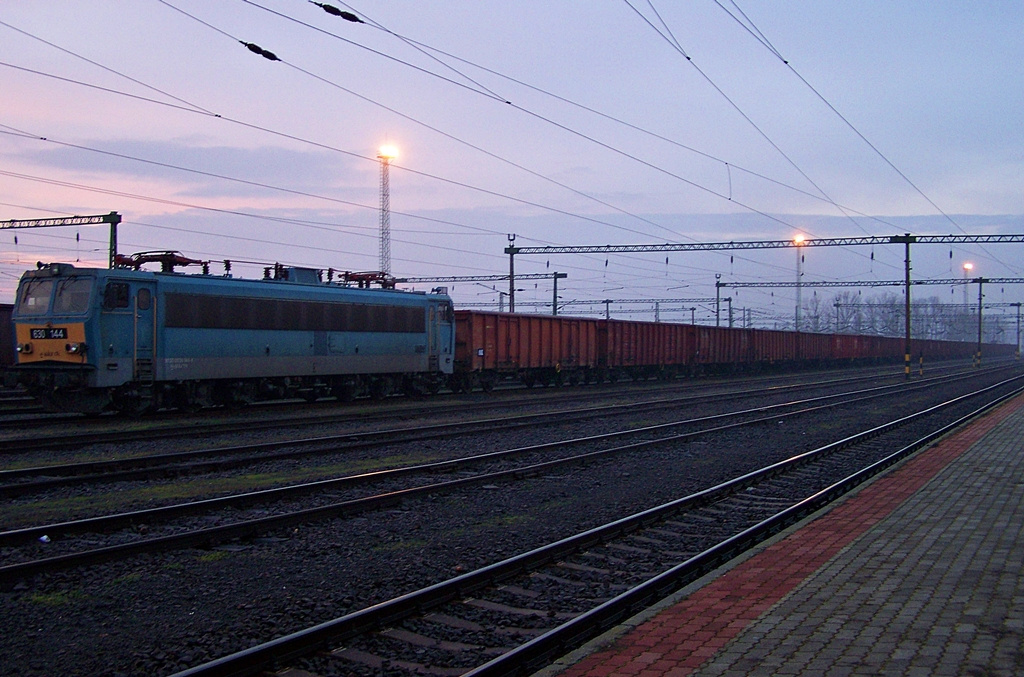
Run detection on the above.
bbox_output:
[369,377,394,400]
[332,383,357,402]
[458,373,475,393]
[116,394,154,417]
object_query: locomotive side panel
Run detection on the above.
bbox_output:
[155,276,442,382]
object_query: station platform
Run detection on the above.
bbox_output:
[545,393,1024,677]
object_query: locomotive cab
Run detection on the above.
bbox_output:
[12,263,107,412]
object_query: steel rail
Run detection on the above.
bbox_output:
[0,365,953,495]
[168,377,1024,677]
[0,368,977,546]
[0,370,1000,584]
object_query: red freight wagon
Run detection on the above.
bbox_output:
[764,328,796,364]
[600,319,695,379]
[800,332,833,363]
[830,333,868,361]
[693,325,746,366]
[453,308,1015,393]
[453,310,600,389]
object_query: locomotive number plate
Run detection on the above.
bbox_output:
[31,327,68,339]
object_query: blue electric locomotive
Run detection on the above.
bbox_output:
[10,255,454,414]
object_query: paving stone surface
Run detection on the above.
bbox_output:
[554,394,1024,677]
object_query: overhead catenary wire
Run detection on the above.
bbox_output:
[0,18,216,116]
[0,5,1011,309]
[621,0,875,240]
[2,6,894,286]
[312,3,910,237]
[173,0,764,246]
[709,0,1019,274]
[163,0,854,266]
[0,60,659,246]
[0,10,815,288]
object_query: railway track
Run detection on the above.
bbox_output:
[0,365,995,496]
[0,394,41,416]
[0,362,993,476]
[2,367,1019,586]
[0,360,981,450]
[163,379,1024,677]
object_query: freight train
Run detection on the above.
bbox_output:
[6,257,1015,414]
[451,310,1015,391]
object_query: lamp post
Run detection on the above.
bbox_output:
[975,277,986,367]
[377,145,398,277]
[962,262,973,306]
[794,234,806,332]
[1013,302,1022,360]
[715,274,722,326]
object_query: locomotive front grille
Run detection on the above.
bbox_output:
[15,322,88,364]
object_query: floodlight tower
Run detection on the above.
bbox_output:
[794,234,806,331]
[962,262,974,306]
[377,144,398,276]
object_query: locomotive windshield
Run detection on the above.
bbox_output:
[16,278,55,316]
[53,276,93,314]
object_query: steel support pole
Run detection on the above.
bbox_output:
[976,278,985,367]
[551,272,566,316]
[891,234,916,379]
[1015,302,1022,360]
[507,235,516,313]
[108,212,121,268]
[715,275,721,327]
[905,239,912,378]
[1011,303,1019,362]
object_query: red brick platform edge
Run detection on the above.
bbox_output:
[558,394,1024,677]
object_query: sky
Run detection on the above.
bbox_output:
[2,1,1023,330]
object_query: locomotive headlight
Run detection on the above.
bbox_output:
[65,342,87,355]
[17,343,33,354]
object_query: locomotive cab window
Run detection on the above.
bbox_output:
[137,288,152,310]
[103,282,131,310]
[16,278,54,316]
[53,277,93,315]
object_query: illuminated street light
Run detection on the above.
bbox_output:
[962,262,974,306]
[794,234,806,331]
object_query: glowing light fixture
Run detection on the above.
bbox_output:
[962,262,974,305]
